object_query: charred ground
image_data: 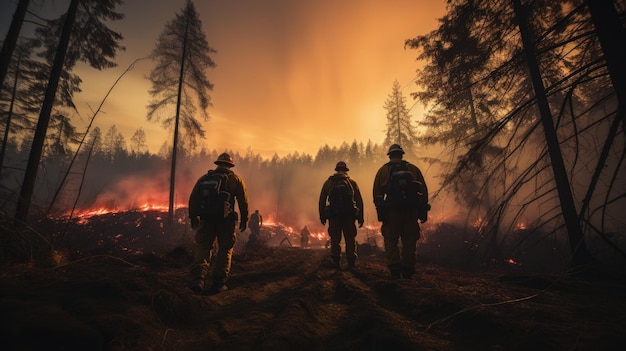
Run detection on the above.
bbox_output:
[1,210,625,350]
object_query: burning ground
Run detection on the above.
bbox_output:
[1,209,626,350]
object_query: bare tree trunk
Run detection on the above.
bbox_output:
[0,58,20,180]
[586,0,626,124]
[0,0,29,88]
[580,0,626,253]
[512,0,591,267]
[14,0,79,224]
[168,7,191,229]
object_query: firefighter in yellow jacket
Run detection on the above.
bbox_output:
[373,144,429,279]
[319,161,364,270]
[188,152,249,294]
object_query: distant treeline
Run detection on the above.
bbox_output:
[0,135,419,229]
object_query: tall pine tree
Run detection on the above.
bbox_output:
[146,0,217,228]
[14,0,124,223]
[405,0,625,268]
[383,80,418,156]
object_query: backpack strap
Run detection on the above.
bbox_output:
[387,161,413,188]
[209,168,231,192]
[328,175,354,198]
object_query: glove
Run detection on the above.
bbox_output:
[321,218,326,225]
[239,220,247,232]
[358,219,364,228]
[376,207,386,222]
[190,216,200,229]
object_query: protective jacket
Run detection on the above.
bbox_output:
[318,173,364,223]
[372,159,428,209]
[189,166,249,224]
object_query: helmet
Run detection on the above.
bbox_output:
[334,161,349,172]
[214,152,235,167]
[387,144,405,155]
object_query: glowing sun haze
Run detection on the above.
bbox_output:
[1,0,446,159]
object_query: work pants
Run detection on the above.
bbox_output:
[192,213,237,284]
[381,209,421,277]
[328,216,358,261]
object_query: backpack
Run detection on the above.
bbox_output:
[325,177,358,218]
[386,161,428,213]
[198,170,231,219]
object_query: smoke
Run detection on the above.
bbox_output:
[88,174,173,210]
[65,150,442,241]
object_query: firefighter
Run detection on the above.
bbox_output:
[300,225,310,248]
[248,209,263,246]
[319,161,364,270]
[373,144,429,279]
[188,152,249,294]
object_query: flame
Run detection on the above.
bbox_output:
[61,202,396,244]
[64,202,186,223]
[473,217,487,233]
[312,231,326,241]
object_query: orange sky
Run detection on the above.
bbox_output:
[2,0,446,159]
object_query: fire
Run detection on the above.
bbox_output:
[472,217,487,233]
[65,202,186,223]
[312,231,327,241]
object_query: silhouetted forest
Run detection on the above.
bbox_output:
[0,136,400,230]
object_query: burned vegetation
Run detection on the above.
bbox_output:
[1,209,625,350]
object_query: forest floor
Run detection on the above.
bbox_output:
[1,211,626,350]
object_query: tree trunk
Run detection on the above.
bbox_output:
[0,0,29,88]
[586,0,626,123]
[578,0,625,254]
[167,6,191,229]
[0,57,20,180]
[14,0,79,224]
[512,0,591,267]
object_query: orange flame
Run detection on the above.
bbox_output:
[65,201,185,222]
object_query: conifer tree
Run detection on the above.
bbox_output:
[130,128,148,156]
[404,0,625,267]
[0,42,37,179]
[146,0,217,227]
[15,0,124,223]
[0,0,30,88]
[383,80,418,156]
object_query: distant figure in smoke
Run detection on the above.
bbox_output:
[319,161,364,270]
[247,209,263,247]
[188,152,249,294]
[373,144,429,280]
[300,225,310,248]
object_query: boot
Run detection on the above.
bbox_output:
[190,277,205,293]
[389,265,402,280]
[207,281,228,295]
[190,264,208,293]
[347,257,356,270]
[332,256,341,270]
[401,267,415,279]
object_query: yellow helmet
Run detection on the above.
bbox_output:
[334,161,349,172]
[387,144,405,155]
[214,152,235,167]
